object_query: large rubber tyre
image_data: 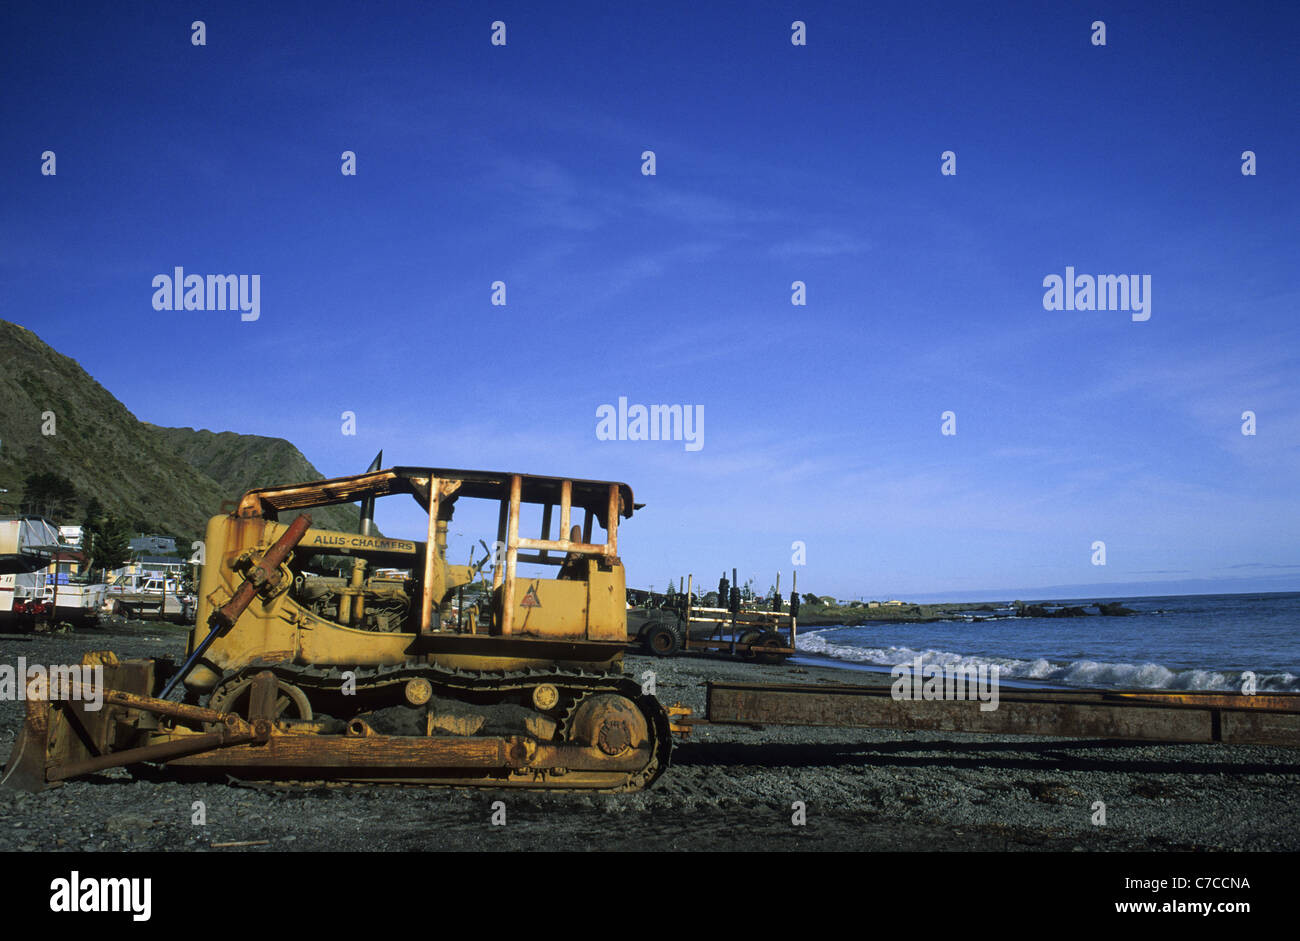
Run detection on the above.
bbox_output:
[753,631,790,666]
[644,622,682,657]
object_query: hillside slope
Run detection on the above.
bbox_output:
[146,425,362,533]
[0,320,360,539]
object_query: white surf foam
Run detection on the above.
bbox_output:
[795,629,1300,692]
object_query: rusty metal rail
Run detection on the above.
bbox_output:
[701,681,1300,746]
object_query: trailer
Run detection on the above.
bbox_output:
[38,577,107,624]
[107,574,194,621]
[635,568,799,664]
[0,572,49,626]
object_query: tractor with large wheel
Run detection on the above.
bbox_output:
[630,568,799,665]
[630,605,688,657]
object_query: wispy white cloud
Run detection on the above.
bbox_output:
[768,229,873,259]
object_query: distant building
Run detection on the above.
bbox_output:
[59,525,83,548]
[43,550,87,584]
[130,535,176,556]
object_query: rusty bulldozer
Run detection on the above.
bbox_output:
[2,466,687,792]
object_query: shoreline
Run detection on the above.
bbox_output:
[0,621,1296,851]
[786,651,1084,692]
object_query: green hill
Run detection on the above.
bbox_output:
[0,320,361,541]
[145,425,362,534]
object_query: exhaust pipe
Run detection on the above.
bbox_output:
[348,451,383,625]
[358,450,382,537]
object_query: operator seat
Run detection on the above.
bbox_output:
[557,525,586,580]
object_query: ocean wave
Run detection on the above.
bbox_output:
[794,630,1300,692]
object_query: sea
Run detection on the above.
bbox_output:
[794,591,1300,692]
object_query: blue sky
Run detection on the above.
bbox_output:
[3,0,1297,600]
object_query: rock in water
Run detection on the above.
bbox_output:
[1095,602,1136,616]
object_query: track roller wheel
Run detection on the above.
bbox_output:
[567,694,650,756]
[208,672,313,721]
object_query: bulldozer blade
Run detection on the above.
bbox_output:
[1,655,191,792]
[1,697,52,792]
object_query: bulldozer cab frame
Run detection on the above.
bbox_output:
[232,466,637,641]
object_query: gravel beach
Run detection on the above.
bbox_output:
[1,621,1296,852]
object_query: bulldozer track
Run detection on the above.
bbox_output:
[205,660,672,792]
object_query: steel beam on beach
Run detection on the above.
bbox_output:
[702,682,1300,746]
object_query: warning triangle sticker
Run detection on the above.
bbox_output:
[521,585,542,608]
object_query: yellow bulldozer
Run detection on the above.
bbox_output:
[3,466,682,791]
